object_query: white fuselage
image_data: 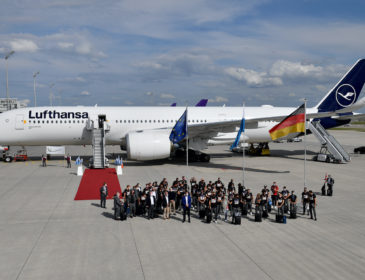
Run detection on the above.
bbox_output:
[0,106,315,146]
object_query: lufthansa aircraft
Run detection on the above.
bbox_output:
[0,59,364,161]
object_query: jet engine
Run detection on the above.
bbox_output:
[126,131,172,160]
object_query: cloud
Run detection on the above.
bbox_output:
[209,96,228,103]
[136,53,216,81]
[270,60,323,77]
[80,90,90,96]
[145,91,153,96]
[9,39,39,52]
[160,93,175,99]
[58,42,74,49]
[224,67,283,87]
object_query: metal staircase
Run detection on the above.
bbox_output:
[307,121,350,163]
[92,128,105,168]
[86,116,110,169]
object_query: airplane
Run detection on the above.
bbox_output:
[0,59,364,162]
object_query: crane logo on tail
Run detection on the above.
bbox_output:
[335,84,356,107]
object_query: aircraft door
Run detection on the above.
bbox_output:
[98,115,106,129]
[15,114,25,130]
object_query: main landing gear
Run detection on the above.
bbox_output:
[174,149,210,162]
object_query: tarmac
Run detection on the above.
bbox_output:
[0,130,364,280]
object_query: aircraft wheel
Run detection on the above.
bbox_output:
[200,153,210,162]
[5,156,12,163]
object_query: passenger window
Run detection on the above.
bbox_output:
[77,120,80,123]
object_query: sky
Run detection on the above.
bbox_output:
[0,0,365,108]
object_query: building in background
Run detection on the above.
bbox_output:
[0,98,28,113]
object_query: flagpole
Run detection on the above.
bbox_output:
[304,99,307,187]
[242,102,245,186]
[186,105,189,167]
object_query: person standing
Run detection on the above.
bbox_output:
[255,193,262,218]
[113,192,122,220]
[289,190,297,215]
[271,182,279,209]
[66,154,71,168]
[182,191,191,223]
[162,190,170,220]
[41,154,47,167]
[129,189,137,218]
[210,193,218,223]
[276,193,285,216]
[302,187,309,215]
[308,190,317,221]
[146,192,156,220]
[282,186,290,214]
[326,175,334,196]
[100,183,108,208]
[169,185,177,215]
[231,194,241,224]
[198,191,206,219]
[245,189,253,215]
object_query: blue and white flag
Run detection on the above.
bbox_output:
[230,107,245,150]
[75,156,81,165]
[169,109,187,144]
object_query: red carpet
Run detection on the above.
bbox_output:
[74,168,122,200]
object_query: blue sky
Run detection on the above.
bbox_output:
[0,0,365,108]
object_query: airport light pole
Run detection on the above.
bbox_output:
[5,50,15,111]
[33,71,39,107]
[49,83,55,106]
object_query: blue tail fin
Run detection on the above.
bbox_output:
[170,103,177,107]
[195,99,208,107]
[316,59,365,112]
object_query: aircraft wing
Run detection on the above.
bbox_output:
[131,97,365,141]
[187,109,364,138]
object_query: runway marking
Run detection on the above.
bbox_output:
[128,221,146,280]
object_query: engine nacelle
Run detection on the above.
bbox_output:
[126,131,172,160]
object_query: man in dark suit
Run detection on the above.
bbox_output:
[146,192,156,220]
[182,191,192,223]
[100,182,108,208]
[113,192,122,220]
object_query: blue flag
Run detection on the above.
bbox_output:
[230,108,245,150]
[169,109,187,144]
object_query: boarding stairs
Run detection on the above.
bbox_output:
[92,129,105,168]
[307,121,350,163]
[87,118,110,169]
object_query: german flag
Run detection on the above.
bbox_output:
[269,104,305,140]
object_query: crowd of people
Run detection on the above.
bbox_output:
[101,175,335,224]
